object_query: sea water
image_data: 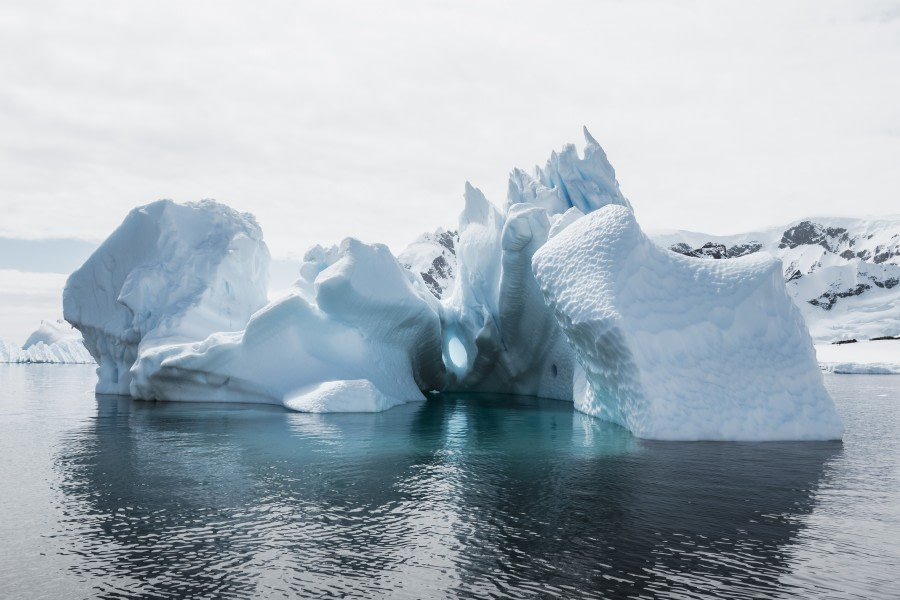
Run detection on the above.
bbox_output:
[1,365,898,599]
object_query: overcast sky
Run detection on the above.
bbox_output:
[1,0,898,259]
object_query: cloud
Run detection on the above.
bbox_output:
[0,0,898,257]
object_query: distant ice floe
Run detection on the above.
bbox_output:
[63,199,269,394]
[0,319,94,364]
[62,130,845,441]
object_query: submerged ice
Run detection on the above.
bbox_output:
[64,129,842,441]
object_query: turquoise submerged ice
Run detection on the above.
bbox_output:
[63,130,842,441]
[532,205,843,441]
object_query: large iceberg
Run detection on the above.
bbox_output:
[63,130,843,441]
[532,205,843,441]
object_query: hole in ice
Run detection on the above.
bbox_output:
[551,363,558,377]
[447,336,468,370]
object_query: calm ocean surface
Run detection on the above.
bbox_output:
[1,365,898,599]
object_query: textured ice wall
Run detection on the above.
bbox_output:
[63,200,270,394]
[506,127,632,215]
[440,129,630,400]
[131,238,446,411]
[532,205,843,441]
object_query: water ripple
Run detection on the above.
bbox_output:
[1,366,899,598]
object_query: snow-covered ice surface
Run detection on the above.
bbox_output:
[816,339,900,374]
[63,130,853,440]
[532,205,843,441]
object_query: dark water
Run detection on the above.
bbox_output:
[1,366,898,599]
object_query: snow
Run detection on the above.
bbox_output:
[816,339,900,374]
[532,205,843,441]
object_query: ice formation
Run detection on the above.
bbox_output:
[62,129,846,441]
[532,205,843,441]
[131,237,446,411]
[0,319,94,364]
[437,128,631,400]
[439,186,575,399]
[63,200,269,394]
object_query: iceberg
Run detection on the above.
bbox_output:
[63,199,270,394]
[62,129,843,441]
[0,319,94,364]
[532,205,843,441]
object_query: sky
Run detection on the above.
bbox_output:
[1,0,899,264]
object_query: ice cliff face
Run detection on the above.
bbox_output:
[64,130,844,441]
[658,217,900,342]
[63,200,269,394]
[533,206,842,441]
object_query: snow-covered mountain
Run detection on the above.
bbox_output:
[397,228,458,299]
[651,217,900,343]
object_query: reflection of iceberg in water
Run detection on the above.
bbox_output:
[447,435,841,598]
[55,394,839,598]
